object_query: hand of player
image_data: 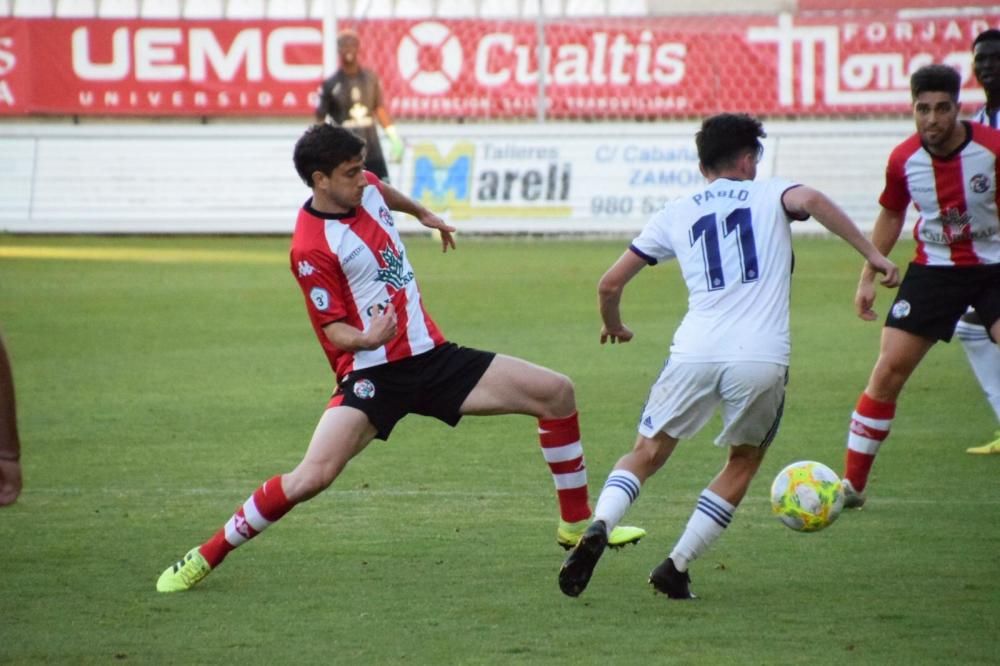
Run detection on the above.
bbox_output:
[419,212,457,253]
[0,459,22,507]
[867,255,900,288]
[365,308,398,349]
[600,323,634,344]
[854,281,878,321]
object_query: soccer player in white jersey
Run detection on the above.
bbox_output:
[960,30,1000,454]
[841,64,1000,508]
[558,114,897,599]
[155,124,644,593]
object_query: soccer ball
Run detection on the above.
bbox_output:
[770,460,845,532]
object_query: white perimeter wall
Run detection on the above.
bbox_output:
[0,120,915,235]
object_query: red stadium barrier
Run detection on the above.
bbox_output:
[0,11,996,118]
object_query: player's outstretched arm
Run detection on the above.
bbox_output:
[380,181,456,253]
[782,186,899,287]
[853,206,906,320]
[858,206,905,285]
[597,250,646,344]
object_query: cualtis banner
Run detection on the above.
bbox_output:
[0,12,994,117]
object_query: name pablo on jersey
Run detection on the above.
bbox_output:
[692,187,750,207]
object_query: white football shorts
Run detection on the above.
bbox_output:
[637,360,788,447]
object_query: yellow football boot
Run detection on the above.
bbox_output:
[156,547,212,593]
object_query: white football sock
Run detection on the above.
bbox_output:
[956,319,1000,422]
[593,470,641,534]
[669,489,735,572]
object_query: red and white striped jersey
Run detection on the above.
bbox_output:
[880,122,1000,266]
[290,172,446,382]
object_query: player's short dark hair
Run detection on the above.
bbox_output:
[293,124,366,187]
[695,113,766,173]
[973,29,1000,51]
[910,64,961,101]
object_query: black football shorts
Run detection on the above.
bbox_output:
[330,342,496,440]
[886,263,1000,342]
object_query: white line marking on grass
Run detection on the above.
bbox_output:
[0,245,285,264]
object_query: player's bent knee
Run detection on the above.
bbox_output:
[549,373,576,410]
[632,436,672,472]
[284,462,343,502]
[530,370,575,417]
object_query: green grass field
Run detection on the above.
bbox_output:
[0,234,997,665]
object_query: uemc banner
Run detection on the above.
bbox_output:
[0,13,997,117]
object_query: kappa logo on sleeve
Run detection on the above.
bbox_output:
[297,260,316,277]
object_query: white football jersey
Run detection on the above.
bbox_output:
[971,105,999,128]
[630,177,803,364]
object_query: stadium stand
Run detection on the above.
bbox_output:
[564,0,606,17]
[265,0,307,17]
[54,0,96,16]
[308,0,351,18]
[355,0,394,18]
[434,0,472,17]
[12,0,54,16]
[225,0,266,17]
[478,0,515,18]
[607,0,648,17]
[181,0,224,17]
[524,0,566,17]
[799,0,998,9]
[11,0,818,17]
[97,0,140,17]
[393,0,433,18]
[140,0,181,17]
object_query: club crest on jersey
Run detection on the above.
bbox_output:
[353,378,376,399]
[379,207,395,227]
[891,299,911,320]
[940,208,972,243]
[970,173,991,194]
[376,246,414,289]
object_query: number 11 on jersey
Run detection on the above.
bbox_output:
[689,207,759,291]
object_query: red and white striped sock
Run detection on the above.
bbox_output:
[844,393,896,492]
[538,412,591,523]
[199,475,294,568]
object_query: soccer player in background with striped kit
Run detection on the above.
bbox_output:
[155,124,644,593]
[841,64,1000,508]
[959,29,1000,454]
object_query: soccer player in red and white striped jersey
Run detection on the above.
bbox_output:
[154,124,644,593]
[842,64,1000,506]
